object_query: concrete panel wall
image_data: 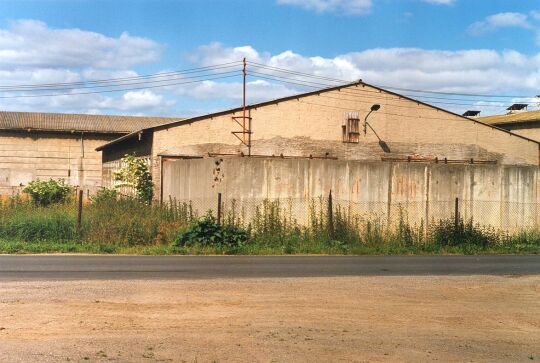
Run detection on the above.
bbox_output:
[0,131,116,195]
[161,157,540,231]
[150,83,540,198]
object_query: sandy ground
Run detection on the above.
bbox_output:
[0,276,538,363]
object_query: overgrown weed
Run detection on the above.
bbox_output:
[0,195,538,255]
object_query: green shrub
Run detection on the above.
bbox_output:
[23,179,72,206]
[430,219,499,247]
[174,214,248,247]
[90,187,119,204]
[113,155,153,203]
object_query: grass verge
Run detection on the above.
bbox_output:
[0,239,537,255]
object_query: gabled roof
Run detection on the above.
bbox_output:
[0,111,180,134]
[96,80,540,151]
[477,110,540,126]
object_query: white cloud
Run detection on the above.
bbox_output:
[468,12,533,35]
[117,90,170,110]
[276,0,372,15]
[3,18,540,118]
[0,20,175,115]
[184,43,540,115]
[186,42,264,66]
[173,79,298,104]
[0,20,161,69]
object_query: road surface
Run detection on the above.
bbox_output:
[0,255,538,280]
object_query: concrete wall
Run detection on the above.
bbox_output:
[150,83,540,198]
[162,157,540,231]
[0,130,117,195]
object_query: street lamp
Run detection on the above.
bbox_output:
[363,104,381,135]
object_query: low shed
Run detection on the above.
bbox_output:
[477,110,540,142]
[0,111,177,195]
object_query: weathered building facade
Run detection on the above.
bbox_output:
[478,109,540,142]
[0,112,176,195]
[97,81,540,201]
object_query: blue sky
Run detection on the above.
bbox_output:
[0,0,539,116]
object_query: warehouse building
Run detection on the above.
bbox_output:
[476,105,540,142]
[96,81,540,202]
[0,111,176,195]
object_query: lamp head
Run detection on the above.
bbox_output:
[371,104,381,112]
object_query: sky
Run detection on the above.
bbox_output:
[0,0,540,117]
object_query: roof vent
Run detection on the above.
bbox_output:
[463,110,481,117]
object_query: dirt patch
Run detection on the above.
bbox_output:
[0,276,538,362]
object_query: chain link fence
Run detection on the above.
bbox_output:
[165,193,540,234]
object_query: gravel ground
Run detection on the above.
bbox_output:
[0,276,538,362]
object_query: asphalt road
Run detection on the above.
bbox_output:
[0,255,539,280]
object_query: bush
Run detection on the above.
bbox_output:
[90,187,119,204]
[23,179,72,206]
[174,214,248,247]
[113,155,153,203]
[430,219,499,247]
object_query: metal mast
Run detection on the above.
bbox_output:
[231,58,252,155]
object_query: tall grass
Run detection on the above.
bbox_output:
[0,200,76,242]
[0,194,538,254]
[0,195,193,246]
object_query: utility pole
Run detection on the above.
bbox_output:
[242,57,249,156]
[231,58,252,155]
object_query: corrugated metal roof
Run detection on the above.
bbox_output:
[0,111,181,134]
[476,110,540,126]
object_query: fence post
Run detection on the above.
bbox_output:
[328,190,334,239]
[454,197,459,230]
[77,189,83,235]
[217,192,222,225]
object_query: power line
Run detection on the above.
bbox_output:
[247,69,517,106]
[0,62,242,90]
[247,72,512,109]
[0,73,241,99]
[296,98,487,123]
[248,61,537,99]
[0,69,241,93]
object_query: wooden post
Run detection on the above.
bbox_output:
[328,190,334,239]
[77,189,83,235]
[454,197,459,230]
[217,192,222,225]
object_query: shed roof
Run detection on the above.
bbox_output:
[476,110,540,126]
[0,111,180,134]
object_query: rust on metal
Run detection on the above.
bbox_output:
[230,58,252,155]
[207,152,338,160]
[381,156,497,164]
